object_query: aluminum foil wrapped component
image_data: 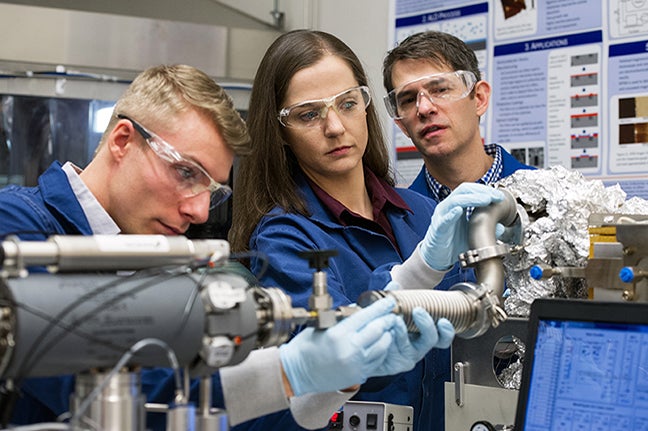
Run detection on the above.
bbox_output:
[499,359,523,390]
[496,165,648,317]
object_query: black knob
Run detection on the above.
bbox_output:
[298,249,338,271]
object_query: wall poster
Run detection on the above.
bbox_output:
[390,0,648,199]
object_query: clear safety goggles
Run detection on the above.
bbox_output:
[117,114,232,208]
[383,70,477,119]
[278,86,371,129]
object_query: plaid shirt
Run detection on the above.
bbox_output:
[424,143,503,203]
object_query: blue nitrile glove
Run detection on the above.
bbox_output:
[384,281,401,291]
[496,223,520,244]
[419,183,505,271]
[373,309,455,376]
[279,296,399,396]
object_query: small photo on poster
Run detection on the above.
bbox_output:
[609,94,648,174]
[618,96,648,145]
[494,0,538,40]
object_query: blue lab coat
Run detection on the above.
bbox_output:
[237,172,454,431]
[0,161,226,428]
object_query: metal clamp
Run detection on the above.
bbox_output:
[459,243,510,268]
[450,282,507,338]
[0,236,28,279]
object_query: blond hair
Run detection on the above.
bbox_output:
[97,64,250,155]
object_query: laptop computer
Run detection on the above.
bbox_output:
[514,298,648,430]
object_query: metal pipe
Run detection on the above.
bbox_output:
[358,189,522,338]
[357,289,477,334]
[0,235,230,276]
[465,188,520,299]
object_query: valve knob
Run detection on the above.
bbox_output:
[529,265,544,280]
[620,267,636,283]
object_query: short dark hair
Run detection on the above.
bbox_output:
[382,31,481,93]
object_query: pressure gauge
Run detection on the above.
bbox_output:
[470,421,497,431]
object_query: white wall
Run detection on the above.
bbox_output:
[0,0,393,132]
[307,0,394,154]
[0,1,392,83]
[0,3,280,81]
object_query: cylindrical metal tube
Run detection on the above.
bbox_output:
[357,289,478,335]
[1,271,205,378]
[1,235,230,273]
[467,189,520,299]
[166,403,196,431]
[72,371,145,431]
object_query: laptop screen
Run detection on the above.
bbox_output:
[514,298,648,430]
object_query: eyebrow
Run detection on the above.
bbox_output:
[167,142,212,176]
[287,87,358,108]
[292,100,320,108]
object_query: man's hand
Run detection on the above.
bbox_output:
[419,183,504,271]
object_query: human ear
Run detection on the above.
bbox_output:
[108,120,136,161]
[474,80,491,117]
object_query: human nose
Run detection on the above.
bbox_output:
[180,192,210,225]
[321,106,345,135]
[416,90,438,118]
[319,100,338,121]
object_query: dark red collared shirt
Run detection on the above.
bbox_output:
[307,168,411,256]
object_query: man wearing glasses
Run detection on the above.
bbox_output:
[0,64,452,429]
[381,30,535,431]
[382,30,535,202]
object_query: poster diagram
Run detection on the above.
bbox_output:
[568,52,601,171]
[610,0,648,38]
